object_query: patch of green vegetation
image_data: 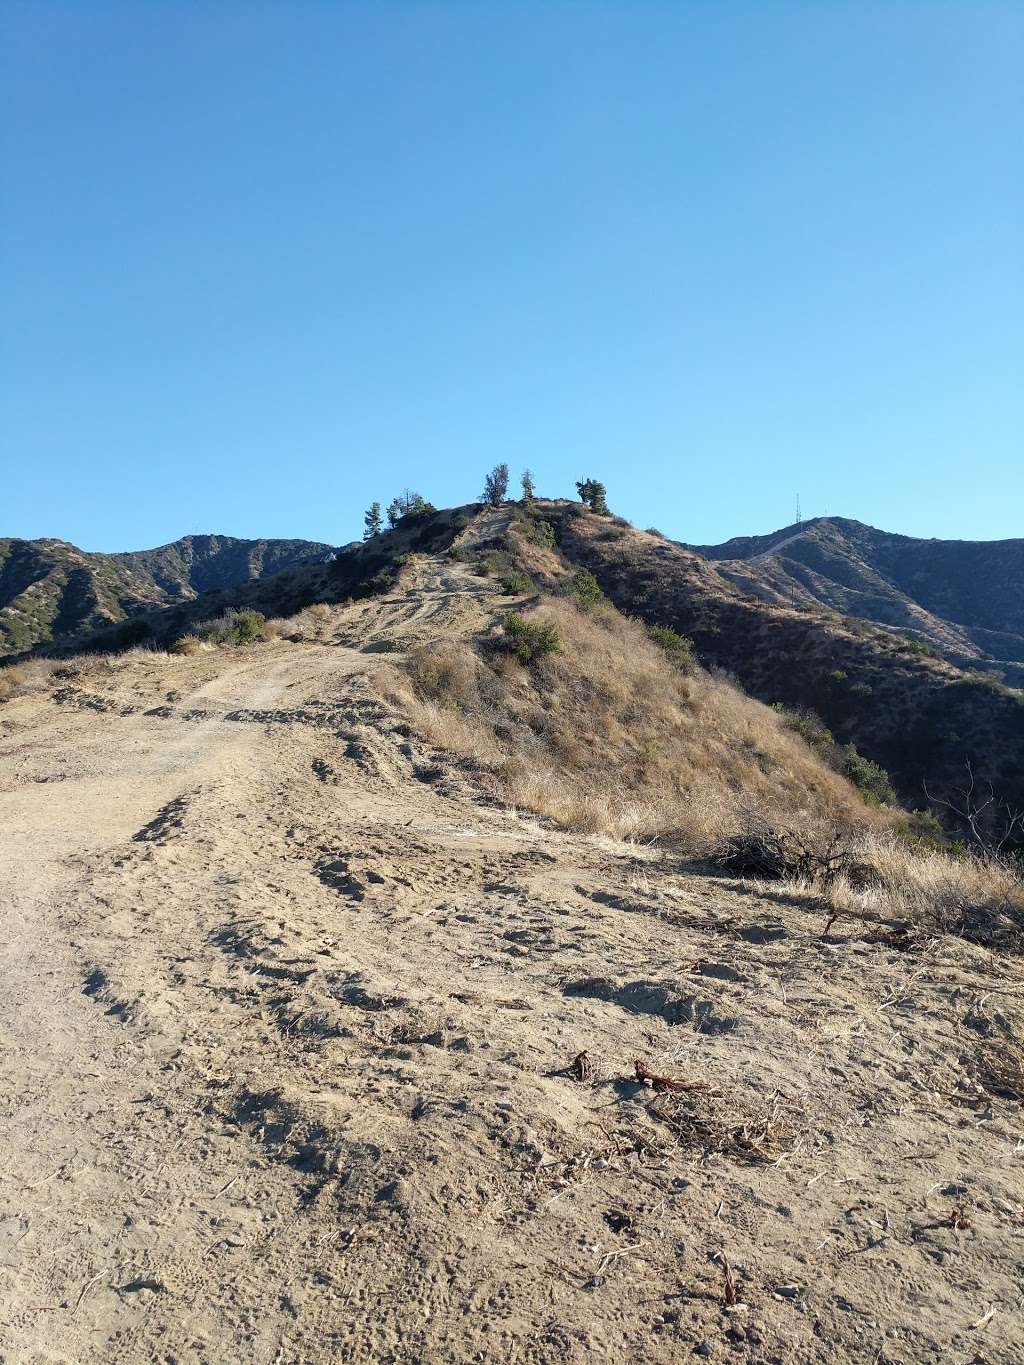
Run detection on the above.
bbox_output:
[647,624,696,673]
[508,506,557,550]
[476,549,513,578]
[839,743,898,806]
[556,568,603,610]
[772,703,898,806]
[502,612,561,665]
[196,609,267,645]
[501,571,535,596]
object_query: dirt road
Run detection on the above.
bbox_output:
[1,561,1021,1362]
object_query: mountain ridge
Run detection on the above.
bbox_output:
[685,515,1024,684]
[0,532,334,656]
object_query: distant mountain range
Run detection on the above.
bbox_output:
[0,534,333,656]
[686,517,1024,686]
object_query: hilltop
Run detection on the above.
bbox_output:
[13,500,1024,850]
[2,504,1022,1361]
[0,533,333,657]
[687,517,1024,686]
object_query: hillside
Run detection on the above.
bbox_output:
[0,533,333,657]
[516,504,1024,847]
[687,517,1024,686]
[2,529,1022,1362]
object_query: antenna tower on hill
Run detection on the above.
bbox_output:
[795,494,802,526]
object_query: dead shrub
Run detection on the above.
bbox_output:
[649,1086,797,1164]
[824,831,1024,952]
[709,814,871,888]
[171,635,204,656]
[0,665,27,702]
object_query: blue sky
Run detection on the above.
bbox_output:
[2,2,1021,551]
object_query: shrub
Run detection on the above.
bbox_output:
[231,610,266,644]
[772,704,835,757]
[903,638,940,658]
[476,549,513,578]
[556,568,603,610]
[502,612,561,665]
[710,818,865,887]
[196,609,266,646]
[647,625,695,673]
[512,513,556,550]
[171,635,204,656]
[0,664,26,703]
[501,571,535,596]
[841,744,898,806]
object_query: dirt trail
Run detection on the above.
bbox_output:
[1,557,1022,1363]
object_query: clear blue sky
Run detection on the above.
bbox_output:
[2,2,1021,551]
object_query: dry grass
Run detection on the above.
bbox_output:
[0,663,27,702]
[171,635,206,656]
[0,658,60,701]
[379,600,873,847]
[822,830,1024,950]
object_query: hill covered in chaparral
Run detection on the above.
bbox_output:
[1,490,1022,1363]
[687,516,1024,687]
[0,533,334,657]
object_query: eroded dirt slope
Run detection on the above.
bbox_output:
[1,557,1022,1363]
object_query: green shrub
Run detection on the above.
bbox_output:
[772,704,835,757]
[196,609,267,646]
[647,624,695,673]
[231,610,266,644]
[501,571,535,596]
[903,639,940,658]
[476,549,513,577]
[556,568,603,610]
[892,808,947,851]
[502,612,561,665]
[512,514,557,550]
[840,743,898,806]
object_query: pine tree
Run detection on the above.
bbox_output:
[363,502,383,539]
[386,490,432,528]
[521,469,535,506]
[482,463,510,507]
[575,478,610,516]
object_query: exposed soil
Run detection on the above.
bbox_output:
[1,556,1022,1363]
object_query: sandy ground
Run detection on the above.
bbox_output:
[1,556,1022,1363]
